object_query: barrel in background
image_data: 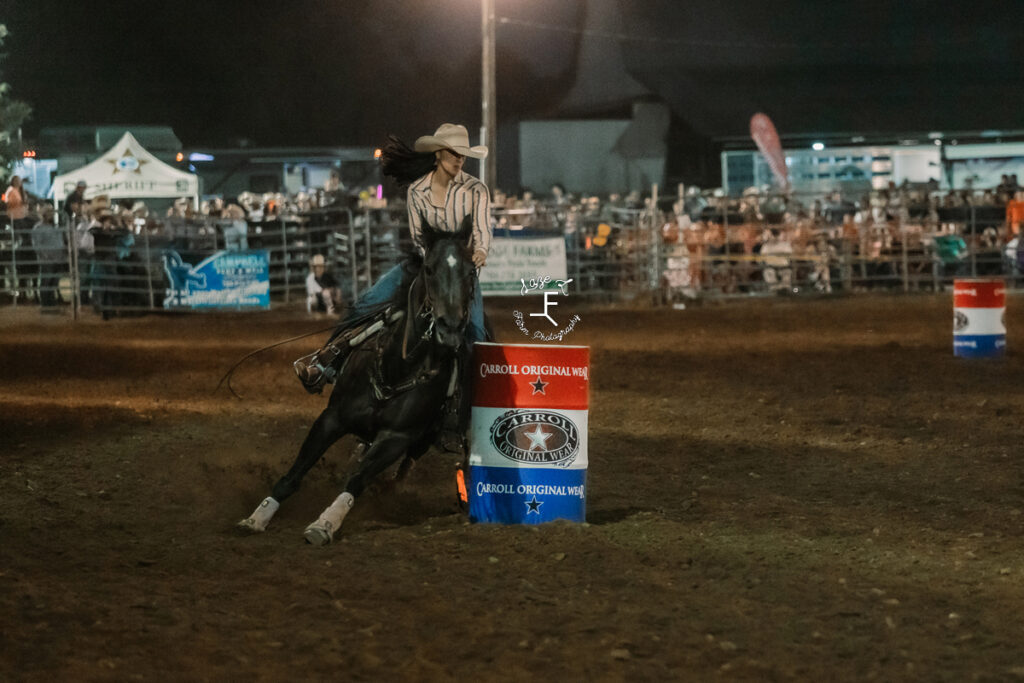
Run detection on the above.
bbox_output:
[953,278,1006,358]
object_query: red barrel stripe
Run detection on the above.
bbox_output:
[473,343,589,409]
[953,279,1006,309]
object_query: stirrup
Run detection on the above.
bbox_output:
[293,351,338,395]
[293,358,323,394]
[292,309,406,393]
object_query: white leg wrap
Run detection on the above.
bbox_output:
[238,496,280,533]
[319,492,355,529]
[304,492,354,545]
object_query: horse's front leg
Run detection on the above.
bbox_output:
[237,405,349,533]
[385,432,434,488]
[303,430,414,546]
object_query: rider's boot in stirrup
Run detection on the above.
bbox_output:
[294,342,346,394]
[294,311,400,394]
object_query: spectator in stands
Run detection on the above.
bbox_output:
[324,170,343,194]
[64,181,87,218]
[760,228,794,291]
[201,197,225,220]
[933,232,968,278]
[1007,190,1024,237]
[221,204,249,250]
[305,254,341,315]
[996,175,1014,202]
[30,205,65,309]
[4,175,29,230]
[550,183,568,206]
[88,197,134,318]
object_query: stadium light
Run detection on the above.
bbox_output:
[811,142,825,151]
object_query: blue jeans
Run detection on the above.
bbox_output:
[349,263,406,320]
[348,263,486,344]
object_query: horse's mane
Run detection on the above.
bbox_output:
[380,135,436,189]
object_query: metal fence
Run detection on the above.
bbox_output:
[1,198,1019,317]
[654,203,1014,302]
[0,207,414,318]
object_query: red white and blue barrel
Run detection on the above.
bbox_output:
[953,278,1006,358]
[468,342,589,524]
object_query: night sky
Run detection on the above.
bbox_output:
[3,0,1023,149]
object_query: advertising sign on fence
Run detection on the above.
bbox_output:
[163,249,270,310]
[479,237,567,296]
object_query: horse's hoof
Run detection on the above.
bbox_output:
[236,517,266,534]
[303,521,333,546]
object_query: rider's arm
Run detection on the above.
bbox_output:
[470,182,491,262]
[407,187,426,257]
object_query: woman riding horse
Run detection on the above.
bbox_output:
[239,218,481,544]
[236,125,492,543]
[295,123,491,388]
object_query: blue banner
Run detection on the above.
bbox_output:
[468,465,586,524]
[163,249,270,310]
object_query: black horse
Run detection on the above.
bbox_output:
[239,216,478,544]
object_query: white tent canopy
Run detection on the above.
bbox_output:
[51,131,199,205]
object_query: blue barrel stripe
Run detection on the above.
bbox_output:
[954,334,1006,358]
[468,465,586,524]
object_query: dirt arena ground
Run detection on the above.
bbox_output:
[2,294,1024,681]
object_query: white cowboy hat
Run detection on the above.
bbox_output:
[414,123,488,159]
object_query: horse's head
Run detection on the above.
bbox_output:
[419,215,476,349]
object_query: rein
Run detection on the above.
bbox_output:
[401,271,434,360]
[371,264,469,403]
[372,270,444,401]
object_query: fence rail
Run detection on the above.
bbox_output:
[2,202,1020,317]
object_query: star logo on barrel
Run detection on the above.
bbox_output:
[524,424,552,451]
[530,376,548,395]
[525,495,543,514]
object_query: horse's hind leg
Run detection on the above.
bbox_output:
[303,431,412,545]
[237,407,348,533]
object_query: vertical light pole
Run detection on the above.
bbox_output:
[481,0,497,192]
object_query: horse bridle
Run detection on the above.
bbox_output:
[400,257,476,360]
[373,256,475,402]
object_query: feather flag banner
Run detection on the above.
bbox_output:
[750,113,789,191]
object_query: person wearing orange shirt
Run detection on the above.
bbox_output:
[4,175,29,231]
[1006,190,1024,237]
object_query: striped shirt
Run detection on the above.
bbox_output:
[406,170,491,257]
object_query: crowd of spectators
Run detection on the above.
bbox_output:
[485,177,1024,296]
[650,178,1024,295]
[3,171,1024,309]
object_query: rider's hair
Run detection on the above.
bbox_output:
[380,135,436,189]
